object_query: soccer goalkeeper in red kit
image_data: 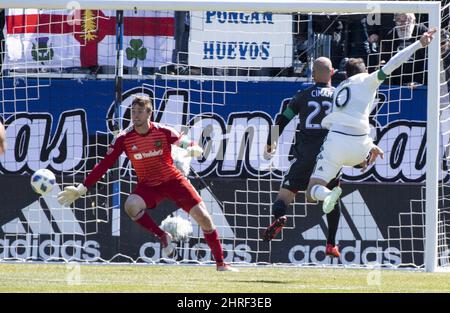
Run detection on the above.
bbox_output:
[57,95,237,272]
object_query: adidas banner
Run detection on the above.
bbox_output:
[0,175,424,265]
[0,78,437,266]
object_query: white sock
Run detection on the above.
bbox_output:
[311,185,332,201]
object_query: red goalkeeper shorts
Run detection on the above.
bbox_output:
[133,176,202,213]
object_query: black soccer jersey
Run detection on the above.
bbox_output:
[288,83,334,159]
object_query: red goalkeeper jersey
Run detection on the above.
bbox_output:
[84,122,184,187]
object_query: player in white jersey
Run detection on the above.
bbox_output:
[306,28,436,214]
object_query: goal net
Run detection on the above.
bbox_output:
[0,0,446,272]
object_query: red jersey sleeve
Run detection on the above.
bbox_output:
[84,134,125,188]
[160,125,182,145]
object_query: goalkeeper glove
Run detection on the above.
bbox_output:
[186,145,203,157]
[57,184,87,206]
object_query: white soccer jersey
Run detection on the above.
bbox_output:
[321,71,383,134]
[311,39,426,183]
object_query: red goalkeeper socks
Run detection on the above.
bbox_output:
[204,229,224,264]
[135,211,165,238]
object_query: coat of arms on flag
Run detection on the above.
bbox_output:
[4,9,175,71]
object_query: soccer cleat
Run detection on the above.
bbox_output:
[262,216,287,242]
[159,231,175,258]
[216,262,239,272]
[322,186,342,214]
[325,244,340,258]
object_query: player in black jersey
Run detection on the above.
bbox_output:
[263,57,341,258]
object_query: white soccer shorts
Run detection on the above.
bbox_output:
[311,131,374,183]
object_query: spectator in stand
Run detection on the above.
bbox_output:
[294,14,347,77]
[158,11,190,75]
[346,14,389,69]
[380,13,428,86]
[329,20,346,70]
[171,11,190,74]
[347,15,372,60]
[295,14,382,78]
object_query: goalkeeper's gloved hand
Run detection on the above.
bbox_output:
[186,145,203,157]
[57,184,87,206]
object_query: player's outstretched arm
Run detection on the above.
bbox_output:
[380,28,436,78]
[57,156,118,206]
[58,135,124,206]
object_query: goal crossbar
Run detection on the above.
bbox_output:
[0,0,441,14]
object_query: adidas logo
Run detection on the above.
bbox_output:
[284,180,290,186]
[291,190,401,266]
[317,166,323,171]
[302,190,383,241]
[131,145,138,151]
[0,185,101,261]
[2,185,83,235]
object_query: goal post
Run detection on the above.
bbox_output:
[424,1,441,273]
[0,0,445,271]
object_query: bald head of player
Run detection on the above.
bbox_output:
[312,57,333,85]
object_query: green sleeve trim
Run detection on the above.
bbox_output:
[282,106,296,120]
[378,69,387,81]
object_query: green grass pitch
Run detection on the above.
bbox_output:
[0,263,449,292]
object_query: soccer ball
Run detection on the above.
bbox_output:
[31,169,56,195]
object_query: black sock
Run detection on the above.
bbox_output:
[326,202,341,246]
[272,199,288,219]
